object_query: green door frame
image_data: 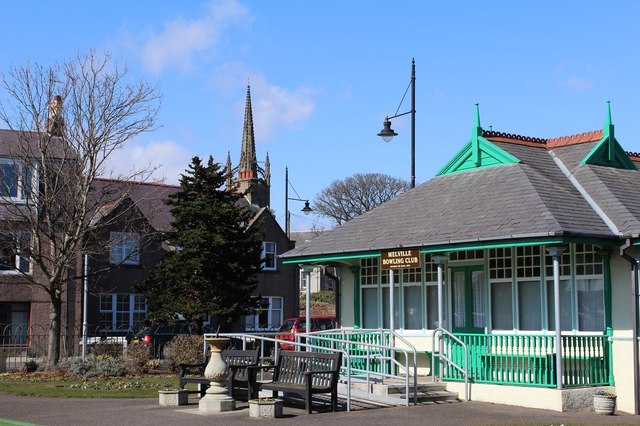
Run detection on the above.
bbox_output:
[451,265,485,334]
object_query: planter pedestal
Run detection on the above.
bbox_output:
[198,337,235,413]
[249,398,283,419]
[158,390,188,406]
[593,395,616,415]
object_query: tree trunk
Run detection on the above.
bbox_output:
[46,294,62,370]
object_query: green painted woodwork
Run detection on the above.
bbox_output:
[282,251,379,265]
[581,102,637,170]
[349,266,361,329]
[451,266,485,334]
[597,249,613,331]
[441,333,611,388]
[437,104,521,176]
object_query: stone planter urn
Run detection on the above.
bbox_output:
[158,389,188,406]
[198,337,235,413]
[249,398,283,419]
[593,392,616,415]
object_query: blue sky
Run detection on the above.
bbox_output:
[1,1,640,232]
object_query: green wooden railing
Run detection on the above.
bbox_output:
[441,333,611,388]
[310,330,391,375]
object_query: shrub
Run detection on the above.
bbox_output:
[123,343,151,375]
[21,359,39,373]
[95,356,127,376]
[164,335,204,371]
[58,356,98,376]
[90,341,124,358]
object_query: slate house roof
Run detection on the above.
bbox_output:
[283,124,640,261]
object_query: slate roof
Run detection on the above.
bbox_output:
[284,130,640,260]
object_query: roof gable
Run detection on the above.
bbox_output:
[437,105,520,176]
[581,102,637,171]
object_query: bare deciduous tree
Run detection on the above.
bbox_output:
[0,50,161,368]
[313,173,409,225]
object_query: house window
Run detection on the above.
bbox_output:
[109,232,140,265]
[0,159,34,202]
[575,244,604,331]
[423,254,440,329]
[361,258,379,328]
[0,232,30,273]
[300,270,308,292]
[245,296,283,331]
[449,250,483,261]
[0,302,30,344]
[99,293,147,331]
[489,248,513,330]
[262,242,277,271]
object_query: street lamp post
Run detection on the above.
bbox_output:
[378,58,416,189]
[284,167,312,238]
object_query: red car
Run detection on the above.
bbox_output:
[276,317,336,350]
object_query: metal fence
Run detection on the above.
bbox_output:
[0,323,134,371]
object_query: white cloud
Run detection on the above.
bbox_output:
[139,0,252,74]
[103,140,193,184]
[210,66,316,140]
[559,75,593,90]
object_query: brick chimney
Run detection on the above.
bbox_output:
[46,95,64,136]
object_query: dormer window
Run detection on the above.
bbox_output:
[0,159,34,202]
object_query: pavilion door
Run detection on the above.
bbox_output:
[451,266,485,333]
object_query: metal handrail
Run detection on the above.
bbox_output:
[310,328,418,405]
[432,327,470,401]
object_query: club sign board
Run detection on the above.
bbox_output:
[380,249,420,270]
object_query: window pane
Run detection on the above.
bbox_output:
[453,271,465,328]
[547,280,572,331]
[362,287,378,329]
[426,285,438,329]
[492,282,513,330]
[403,285,422,330]
[0,163,18,198]
[577,278,604,331]
[519,281,541,330]
[472,271,485,329]
[382,285,400,329]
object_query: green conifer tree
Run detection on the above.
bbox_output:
[137,156,263,332]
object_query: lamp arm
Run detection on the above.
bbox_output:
[287,197,309,203]
[386,110,412,120]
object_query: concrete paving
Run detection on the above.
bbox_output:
[0,392,639,426]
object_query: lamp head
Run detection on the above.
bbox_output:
[301,201,312,215]
[377,117,397,142]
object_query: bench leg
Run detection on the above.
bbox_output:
[272,390,278,399]
[331,390,338,412]
[306,386,312,414]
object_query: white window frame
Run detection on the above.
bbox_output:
[0,158,36,203]
[0,231,31,274]
[245,296,283,331]
[109,232,140,265]
[99,293,147,331]
[262,241,277,271]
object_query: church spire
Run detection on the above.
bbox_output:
[225,151,232,188]
[238,82,257,179]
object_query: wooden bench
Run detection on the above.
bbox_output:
[248,350,342,414]
[179,347,260,398]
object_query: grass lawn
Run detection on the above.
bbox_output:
[0,373,181,398]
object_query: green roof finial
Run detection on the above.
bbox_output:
[604,101,614,161]
[472,103,482,166]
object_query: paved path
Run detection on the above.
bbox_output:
[0,393,638,426]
